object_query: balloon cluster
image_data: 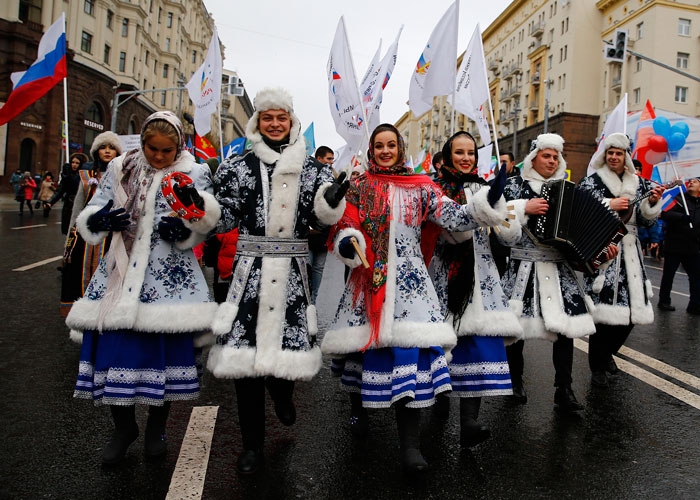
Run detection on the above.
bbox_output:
[646,116,691,164]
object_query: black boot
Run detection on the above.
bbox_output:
[102,405,139,466]
[433,393,451,418]
[395,405,428,473]
[459,397,491,447]
[235,378,266,474]
[145,402,170,460]
[554,385,584,413]
[509,377,528,404]
[349,392,369,438]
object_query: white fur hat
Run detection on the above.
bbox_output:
[89,131,123,159]
[590,132,635,173]
[245,87,301,146]
[521,132,567,179]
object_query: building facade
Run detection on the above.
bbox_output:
[397,0,699,182]
[0,0,252,186]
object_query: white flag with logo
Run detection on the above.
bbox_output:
[327,17,365,145]
[409,1,459,117]
[450,24,491,143]
[186,30,222,136]
[586,93,627,176]
[366,27,402,132]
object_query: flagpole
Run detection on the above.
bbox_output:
[218,104,224,161]
[666,152,693,227]
[450,1,460,136]
[61,13,69,166]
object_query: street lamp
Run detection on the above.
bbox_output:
[543,79,553,133]
[512,100,521,157]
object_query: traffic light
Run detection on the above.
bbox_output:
[605,29,628,63]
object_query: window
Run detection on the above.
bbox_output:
[19,0,42,24]
[547,55,553,70]
[84,102,104,150]
[677,52,689,69]
[165,38,170,52]
[107,10,114,29]
[158,7,162,23]
[675,86,687,103]
[81,31,93,53]
[563,45,567,61]
[119,52,126,72]
[122,19,129,37]
[633,88,641,104]
[103,44,110,64]
[84,0,94,15]
[192,50,197,63]
[636,56,642,72]
[562,74,566,89]
[636,22,644,39]
[167,12,173,28]
[161,91,166,106]
[678,19,691,36]
[549,28,554,44]
[145,50,149,66]
[153,60,157,74]
[163,64,169,78]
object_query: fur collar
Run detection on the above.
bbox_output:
[594,166,638,198]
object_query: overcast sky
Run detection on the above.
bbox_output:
[205,0,512,151]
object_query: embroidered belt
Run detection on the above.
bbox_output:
[236,235,309,257]
[511,246,565,263]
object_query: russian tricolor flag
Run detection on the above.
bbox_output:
[661,182,687,212]
[0,14,67,126]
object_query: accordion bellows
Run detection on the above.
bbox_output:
[528,179,627,273]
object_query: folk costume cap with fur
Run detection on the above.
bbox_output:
[521,132,568,182]
[245,87,302,147]
[89,131,123,161]
[589,132,635,174]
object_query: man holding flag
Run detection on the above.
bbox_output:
[658,177,700,315]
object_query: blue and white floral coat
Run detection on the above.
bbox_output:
[322,184,508,356]
[65,151,220,342]
[207,125,344,381]
[429,181,523,342]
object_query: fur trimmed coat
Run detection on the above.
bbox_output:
[321,183,508,356]
[429,182,523,342]
[207,138,344,381]
[65,151,220,342]
[577,169,661,325]
[501,177,597,341]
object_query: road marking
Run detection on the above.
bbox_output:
[11,224,47,230]
[645,261,687,276]
[12,256,63,271]
[650,285,689,298]
[574,339,700,410]
[166,405,219,500]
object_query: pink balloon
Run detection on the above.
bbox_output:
[648,135,668,153]
[645,150,666,165]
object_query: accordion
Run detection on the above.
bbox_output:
[528,179,627,273]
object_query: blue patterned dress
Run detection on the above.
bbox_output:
[67,151,220,406]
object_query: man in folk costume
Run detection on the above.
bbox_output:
[502,133,608,413]
[208,87,347,474]
[578,133,664,388]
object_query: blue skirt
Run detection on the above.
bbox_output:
[74,329,200,406]
[448,336,512,397]
[337,346,452,409]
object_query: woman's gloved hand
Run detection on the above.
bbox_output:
[338,236,356,259]
[87,200,130,232]
[487,163,508,207]
[173,184,205,210]
[324,172,349,208]
[158,216,192,242]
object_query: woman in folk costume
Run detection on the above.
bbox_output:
[66,111,220,466]
[429,131,521,447]
[47,153,86,234]
[207,87,347,475]
[501,133,611,413]
[59,132,123,317]
[578,132,664,388]
[322,123,509,472]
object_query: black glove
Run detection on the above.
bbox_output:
[158,216,192,242]
[87,200,130,232]
[323,172,349,209]
[338,236,356,259]
[173,183,205,211]
[487,163,508,207]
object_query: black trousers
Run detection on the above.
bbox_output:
[234,377,294,451]
[506,334,574,388]
[588,323,634,372]
[659,252,700,309]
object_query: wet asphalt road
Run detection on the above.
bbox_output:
[1,204,699,500]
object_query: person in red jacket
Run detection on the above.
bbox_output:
[18,171,37,215]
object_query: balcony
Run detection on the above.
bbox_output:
[503,63,522,80]
[528,40,544,56]
[529,19,545,38]
[529,100,539,110]
[611,75,622,89]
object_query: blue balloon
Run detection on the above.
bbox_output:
[653,116,672,138]
[667,132,686,152]
[671,121,690,138]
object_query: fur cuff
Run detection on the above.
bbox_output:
[75,204,109,245]
[471,188,507,227]
[639,197,662,221]
[175,191,221,250]
[212,302,238,336]
[307,304,318,336]
[314,183,346,226]
[494,217,521,247]
[194,332,215,348]
[69,329,83,344]
[333,228,366,268]
[510,199,529,225]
